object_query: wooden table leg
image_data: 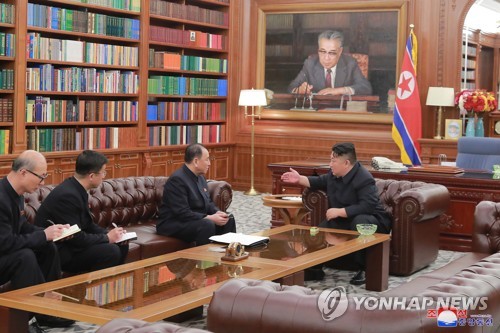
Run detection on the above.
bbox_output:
[365,239,389,292]
[277,208,310,225]
[0,306,29,333]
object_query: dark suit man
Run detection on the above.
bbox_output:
[157,143,236,245]
[281,143,391,286]
[0,150,74,332]
[287,30,372,96]
[35,150,128,273]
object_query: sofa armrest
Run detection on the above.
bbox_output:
[473,201,500,254]
[302,188,327,226]
[207,180,233,212]
[396,183,450,222]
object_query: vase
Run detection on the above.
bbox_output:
[475,116,484,137]
[465,117,475,137]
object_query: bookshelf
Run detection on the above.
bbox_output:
[0,2,15,155]
[0,0,231,181]
[462,28,497,92]
[147,0,229,147]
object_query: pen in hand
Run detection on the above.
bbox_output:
[47,219,55,226]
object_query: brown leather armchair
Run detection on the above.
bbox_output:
[302,178,450,276]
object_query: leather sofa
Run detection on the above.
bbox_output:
[95,318,210,333]
[22,176,232,263]
[206,201,500,333]
[302,178,450,276]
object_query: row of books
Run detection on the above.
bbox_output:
[149,50,227,73]
[27,4,140,40]
[0,69,14,90]
[85,274,134,306]
[461,58,476,68]
[68,0,140,12]
[0,32,15,57]
[148,124,225,146]
[150,0,229,27]
[0,3,14,24]
[150,26,226,50]
[26,65,139,94]
[463,71,476,80]
[266,44,293,58]
[148,76,227,96]
[26,97,138,123]
[0,129,9,155]
[147,101,226,121]
[27,33,139,66]
[462,44,477,57]
[0,98,13,122]
[27,127,138,151]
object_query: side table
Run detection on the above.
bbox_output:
[262,195,310,225]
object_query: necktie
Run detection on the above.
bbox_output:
[325,69,332,88]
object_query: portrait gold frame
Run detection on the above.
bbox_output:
[254,1,409,124]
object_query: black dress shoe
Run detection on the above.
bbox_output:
[349,270,366,285]
[304,267,325,281]
[35,314,75,328]
[29,321,47,333]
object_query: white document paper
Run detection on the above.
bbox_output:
[53,224,81,242]
[116,232,137,243]
[209,232,269,247]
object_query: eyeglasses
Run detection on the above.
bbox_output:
[318,49,340,57]
[25,169,48,183]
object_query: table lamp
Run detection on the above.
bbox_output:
[426,87,455,139]
[238,89,267,195]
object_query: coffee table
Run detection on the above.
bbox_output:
[179,224,390,292]
[0,251,285,333]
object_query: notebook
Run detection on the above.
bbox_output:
[209,232,269,247]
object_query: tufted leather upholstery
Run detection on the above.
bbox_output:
[302,178,450,276]
[22,176,232,263]
[207,201,500,333]
[95,318,210,333]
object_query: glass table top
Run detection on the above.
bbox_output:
[35,258,258,312]
[247,228,357,261]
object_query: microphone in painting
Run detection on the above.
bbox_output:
[291,72,308,111]
[302,72,309,109]
[303,69,316,111]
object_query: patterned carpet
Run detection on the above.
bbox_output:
[44,191,463,332]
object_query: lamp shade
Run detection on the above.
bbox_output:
[426,87,455,107]
[238,89,267,107]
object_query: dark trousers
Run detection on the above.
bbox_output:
[166,217,236,246]
[320,214,390,270]
[59,242,129,273]
[0,242,60,290]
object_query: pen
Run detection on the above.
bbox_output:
[112,223,118,228]
[47,219,55,226]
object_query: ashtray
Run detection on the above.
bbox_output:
[356,224,377,236]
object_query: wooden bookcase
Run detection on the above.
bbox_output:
[0,1,15,155]
[0,0,232,181]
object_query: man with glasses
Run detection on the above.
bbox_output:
[281,143,391,286]
[287,30,372,96]
[0,150,75,332]
[35,150,129,274]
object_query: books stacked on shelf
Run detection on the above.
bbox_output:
[149,26,226,50]
[147,101,226,121]
[148,76,227,96]
[27,4,140,39]
[68,0,140,12]
[149,124,225,146]
[149,50,227,73]
[26,65,138,94]
[0,4,15,24]
[27,127,137,151]
[82,127,137,149]
[0,129,9,155]
[0,98,13,122]
[0,69,13,90]
[85,273,134,307]
[0,33,15,57]
[26,97,138,122]
[26,33,139,67]
[150,0,229,27]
